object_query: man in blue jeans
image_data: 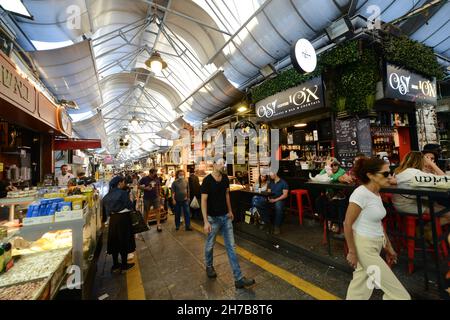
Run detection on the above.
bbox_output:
[267,170,289,235]
[171,169,192,231]
[201,158,255,289]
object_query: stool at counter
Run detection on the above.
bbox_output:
[289,189,313,225]
[404,214,448,274]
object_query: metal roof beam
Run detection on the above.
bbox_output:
[142,0,232,36]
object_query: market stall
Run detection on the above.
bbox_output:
[0,183,102,300]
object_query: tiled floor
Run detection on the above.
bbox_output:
[92,215,352,300]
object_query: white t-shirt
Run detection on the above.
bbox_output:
[349,185,386,238]
[56,173,75,187]
[395,168,434,187]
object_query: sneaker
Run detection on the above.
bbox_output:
[111,264,121,274]
[157,225,162,232]
[127,253,134,261]
[206,266,217,278]
[273,226,281,235]
[121,263,135,272]
[235,277,255,289]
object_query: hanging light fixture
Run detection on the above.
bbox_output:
[130,116,139,126]
[145,51,167,74]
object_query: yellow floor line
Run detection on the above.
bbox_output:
[191,222,340,300]
[126,252,146,300]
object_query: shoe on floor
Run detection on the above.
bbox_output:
[206,266,217,278]
[235,277,255,289]
[127,253,134,261]
[273,226,281,235]
[185,227,193,231]
[111,264,121,274]
[157,225,162,232]
[121,263,135,272]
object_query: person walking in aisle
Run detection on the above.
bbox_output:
[172,169,192,231]
[188,168,202,219]
[201,158,255,289]
[344,157,410,300]
[165,170,176,215]
[139,169,163,232]
[103,176,136,273]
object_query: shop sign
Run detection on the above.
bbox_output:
[255,76,324,121]
[291,38,317,74]
[385,64,437,105]
[1,65,31,103]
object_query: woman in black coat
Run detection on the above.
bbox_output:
[103,176,136,273]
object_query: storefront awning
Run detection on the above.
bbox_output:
[54,138,102,150]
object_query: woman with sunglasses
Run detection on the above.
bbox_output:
[344,157,410,300]
[393,151,450,226]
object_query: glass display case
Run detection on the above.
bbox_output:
[0,192,102,299]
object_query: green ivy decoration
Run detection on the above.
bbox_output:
[249,35,444,115]
[382,35,445,80]
[250,67,321,103]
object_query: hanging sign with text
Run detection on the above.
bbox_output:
[385,64,437,105]
[255,76,325,122]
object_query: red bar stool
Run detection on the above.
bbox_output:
[289,189,313,225]
[404,214,448,274]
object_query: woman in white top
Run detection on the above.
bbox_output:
[344,157,410,300]
[393,151,450,226]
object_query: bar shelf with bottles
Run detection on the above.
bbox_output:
[437,113,450,162]
[370,111,409,165]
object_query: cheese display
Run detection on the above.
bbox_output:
[0,278,47,300]
[0,248,71,288]
[11,230,73,256]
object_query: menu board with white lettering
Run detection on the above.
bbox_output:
[255,77,325,122]
[357,118,372,157]
[335,119,359,167]
[385,64,437,105]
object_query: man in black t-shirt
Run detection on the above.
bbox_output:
[201,158,255,289]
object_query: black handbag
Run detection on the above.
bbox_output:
[130,210,149,234]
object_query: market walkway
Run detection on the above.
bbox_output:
[91,215,360,300]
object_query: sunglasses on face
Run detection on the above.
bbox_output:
[331,163,339,167]
[377,171,391,178]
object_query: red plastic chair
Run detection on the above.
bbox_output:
[289,189,313,225]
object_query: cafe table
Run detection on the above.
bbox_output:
[302,181,450,299]
[230,187,273,222]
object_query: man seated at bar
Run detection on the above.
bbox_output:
[319,157,347,183]
[266,170,289,235]
[339,153,367,184]
[392,151,450,229]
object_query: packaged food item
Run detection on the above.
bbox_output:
[72,200,83,210]
[2,242,13,271]
[0,246,4,273]
[57,202,72,212]
[0,226,7,241]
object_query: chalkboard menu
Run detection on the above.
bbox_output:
[357,118,372,157]
[335,119,359,168]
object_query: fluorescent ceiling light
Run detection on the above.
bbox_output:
[31,40,74,51]
[294,123,307,128]
[0,0,32,18]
